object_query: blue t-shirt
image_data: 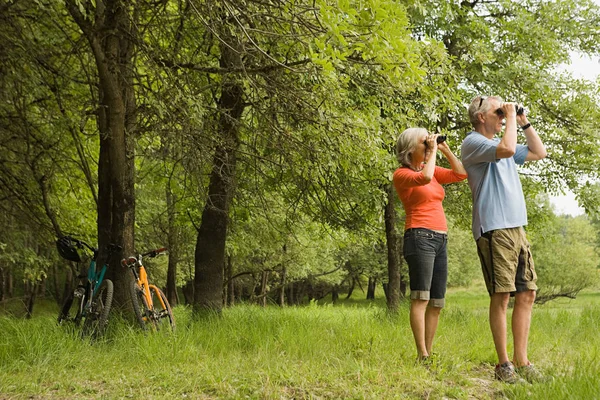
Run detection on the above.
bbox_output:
[461,131,529,240]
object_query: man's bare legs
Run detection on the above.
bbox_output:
[410,299,441,359]
[489,290,535,366]
[512,290,535,367]
[489,292,510,364]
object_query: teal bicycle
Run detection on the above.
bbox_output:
[56,236,120,338]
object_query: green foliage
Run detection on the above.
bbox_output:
[404,0,600,206]
[530,214,600,300]
[228,197,386,291]
[2,0,600,307]
[446,217,480,288]
[0,214,57,295]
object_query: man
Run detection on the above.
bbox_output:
[461,96,547,383]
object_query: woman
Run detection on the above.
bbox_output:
[393,128,467,362]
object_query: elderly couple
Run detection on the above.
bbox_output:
[393,96,547,384]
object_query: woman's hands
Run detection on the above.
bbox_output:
[426,133,453,157]
[427,133,466,176]
[424,134,438,160]
[437,140,451,154]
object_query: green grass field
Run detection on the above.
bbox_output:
[1,289,599,399]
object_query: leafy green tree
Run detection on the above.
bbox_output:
[0,2,103,313]
[61,0,140,306]
[403,0,600,210]
[446,217,481,288]
[530,213,599,302]
[148,0,429,314]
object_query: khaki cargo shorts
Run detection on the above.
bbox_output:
[476,227,538,295]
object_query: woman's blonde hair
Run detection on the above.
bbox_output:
[396,127,427,170]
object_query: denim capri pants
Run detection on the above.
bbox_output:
[403,228,448,308]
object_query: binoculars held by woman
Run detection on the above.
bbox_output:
[424,135,447,146]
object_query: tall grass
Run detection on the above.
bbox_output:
[1,290,599,399]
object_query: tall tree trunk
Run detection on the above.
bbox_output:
[61,267,74,306]
[278,267,287,307]
[331,285,339,304]
[398,235,407,298]
[259,270,269,307]
[66,0,136,308]
[36,175,62,238]
[225,255,234,307]
[286,281,295,305]
[51,263,61,304]
[25,282,38,319]
[165,182,179,306]
[278,244,287,306]
[367,277,376,300]
[385,183,401,313]
[296,283,306,305]
[193,33,245,315]
[0,267,5,301]
[7,269,13,298]
[345,278,355,300]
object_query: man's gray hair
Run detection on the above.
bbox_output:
[468,95,503,127]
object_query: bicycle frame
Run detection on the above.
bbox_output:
[135,261,155,311]
[69,245,105,317]
[58,237,119,337]
[79,256,108,315]
[130,253,168,312]
[123,247,174,330]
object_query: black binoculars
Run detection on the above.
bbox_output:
[495,104,525,117]
[423,135,447,145]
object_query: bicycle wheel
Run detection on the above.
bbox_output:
[149,286,175,331]
[82,279,113,338]
[129,279,155,330]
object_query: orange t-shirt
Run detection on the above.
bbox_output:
[393,166,467,232]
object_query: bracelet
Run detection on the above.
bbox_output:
[521,123,531,130]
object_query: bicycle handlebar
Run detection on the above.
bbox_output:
[121,256,138,268]
[69,237,96,253]
[67,236,121,254]
[142,247,168,258]
[121,247,167,268]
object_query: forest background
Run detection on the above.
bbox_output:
[1,0,600,319]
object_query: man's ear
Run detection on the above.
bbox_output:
[477,112,485,124]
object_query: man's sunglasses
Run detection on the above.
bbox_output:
[478,96,525,117]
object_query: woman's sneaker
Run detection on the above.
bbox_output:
[495,362,525,384]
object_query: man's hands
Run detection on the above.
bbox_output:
[516,105,529,127]
[501,102,529,127]
[501,102,517,119]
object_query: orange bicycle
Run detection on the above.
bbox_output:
[121,248,175,331]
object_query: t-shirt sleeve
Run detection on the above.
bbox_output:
[393,167,429,188]
[461,134,498,166]
[513,144,528,165]
[433,166,468,184]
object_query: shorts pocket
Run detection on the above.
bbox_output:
[524,244,537,282]
[403,234,417,257]
[476,236,493,293]
[493,230,515,249]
